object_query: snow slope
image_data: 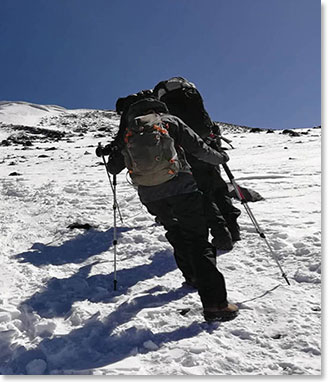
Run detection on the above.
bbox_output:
[0,103,321,375]
[0,101,67,127]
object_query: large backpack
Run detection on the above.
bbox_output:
[122,111,180,186]
[115,89,154,114]
[153,77,214,139]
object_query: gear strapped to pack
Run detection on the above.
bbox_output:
[156,77,196,100]
[153,77,214,139]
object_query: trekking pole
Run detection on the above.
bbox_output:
[98,143,123,224]
[112,173,118,291]
[98,143,120,290]
[222,163,290,286]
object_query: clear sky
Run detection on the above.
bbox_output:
[0,0,321,129]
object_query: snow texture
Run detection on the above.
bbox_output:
[0,102,321,375]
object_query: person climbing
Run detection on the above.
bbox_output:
[96,96,238,321]
[153,77,241,250]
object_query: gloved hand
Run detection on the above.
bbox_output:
[205,135,221,151]
[96,142,119,158]
[95,145,104,157]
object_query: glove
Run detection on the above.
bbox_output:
[95,145,104,157]
[211,122,221,135]
[96,142,120,158]
[205,135,221,151]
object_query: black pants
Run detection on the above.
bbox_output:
[192,166,241,240]
[144,191,227,308]
[203,193,230,239]
[212,185,241,237]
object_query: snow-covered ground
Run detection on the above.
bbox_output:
[0,102,321,375]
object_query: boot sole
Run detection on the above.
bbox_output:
[204,310,239,322]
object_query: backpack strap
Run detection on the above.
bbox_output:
[116,90,154,114]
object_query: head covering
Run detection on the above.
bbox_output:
[115,89,154,114]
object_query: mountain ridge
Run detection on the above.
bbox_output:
[0,100,320,134]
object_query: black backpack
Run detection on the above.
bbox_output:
[122,99,180,186]
[115,90,154,114]
[153,77,214,139]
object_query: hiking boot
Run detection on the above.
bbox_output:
[203,303,239,322]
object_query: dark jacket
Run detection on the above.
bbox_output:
[107,99,229,203]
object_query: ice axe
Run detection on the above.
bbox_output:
[222,163,290,286]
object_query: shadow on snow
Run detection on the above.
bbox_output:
[12,284,212,374]
[9,249,210,374]
[19,250,179,318]
[6,227,215,374]
[14,227,132,266]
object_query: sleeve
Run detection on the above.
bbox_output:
[170,117,229,166]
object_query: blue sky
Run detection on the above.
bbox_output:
[0,0,321,129]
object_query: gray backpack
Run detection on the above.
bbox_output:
[122,113,180,186]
